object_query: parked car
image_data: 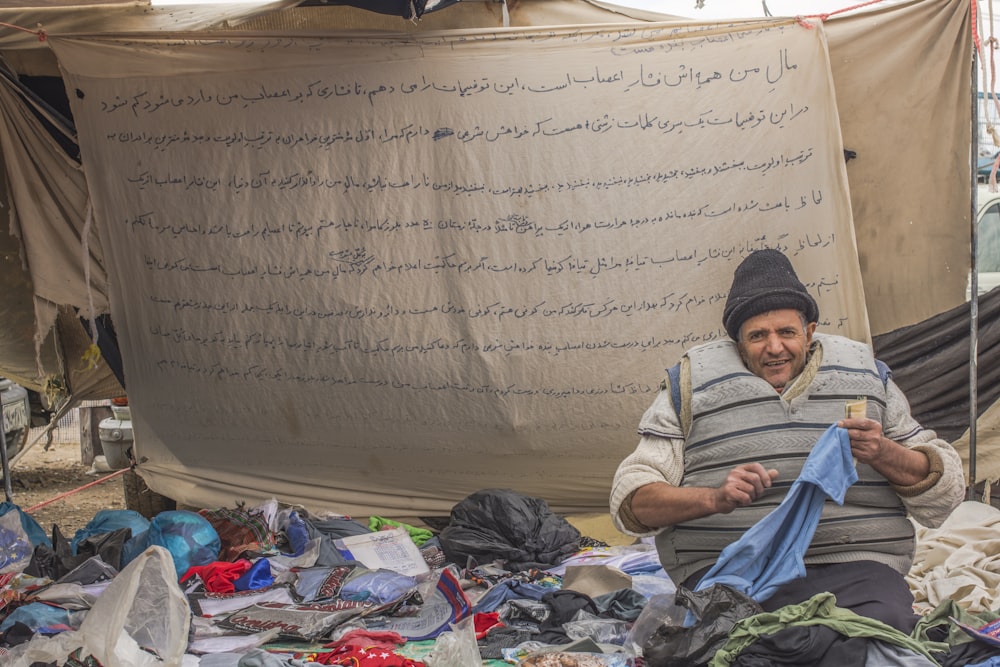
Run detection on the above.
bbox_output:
[0,377,30,458]
[971,183,1000,299]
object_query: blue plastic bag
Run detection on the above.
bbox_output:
[1,501,51,548]
[71,509,150,554]
[122,510,220,578]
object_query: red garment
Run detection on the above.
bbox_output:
[180,559,252,593]
[311,644,425,666]
[473,611,504,639]
[324,629,407,651]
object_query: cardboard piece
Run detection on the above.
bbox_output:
[561,564,633,598]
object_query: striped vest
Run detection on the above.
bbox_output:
[654,334,915,584]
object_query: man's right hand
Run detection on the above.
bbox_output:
[714,463,779,513]
[628,464,780,529]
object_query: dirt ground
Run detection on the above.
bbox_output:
[6,424,127,539]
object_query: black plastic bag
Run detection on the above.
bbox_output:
[642,584,763,667]
[24,525,131,580]
[438,488,581,571]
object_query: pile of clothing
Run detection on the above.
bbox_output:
[0,489,998,666]
[0,488,670,666]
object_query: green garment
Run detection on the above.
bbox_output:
[369,516,435,546]
[711,593,943,667]
[913,598,1000,649]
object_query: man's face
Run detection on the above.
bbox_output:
[737,309,816,391]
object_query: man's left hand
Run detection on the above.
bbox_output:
[838,416,886,465]
[836,417,931,487]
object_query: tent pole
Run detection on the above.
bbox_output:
[0,409,11,502]
[970,45,980,502]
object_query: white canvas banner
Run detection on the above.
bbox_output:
[50,19,868,517]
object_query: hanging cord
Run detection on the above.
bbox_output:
[975,0,1000,189]
[80,201,102,371]
[973,0,992,157]
[988,0,1000,175]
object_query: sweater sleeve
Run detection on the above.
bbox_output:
[609,386,686,537]
[882,379,965,528]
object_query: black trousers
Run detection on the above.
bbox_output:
[684,560,919,633]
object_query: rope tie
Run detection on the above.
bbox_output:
[796,0,914,27]
[25,467,129,513]
[0,21,45,42]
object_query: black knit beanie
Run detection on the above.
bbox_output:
[722,249,819,340]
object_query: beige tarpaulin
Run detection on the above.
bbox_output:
[0,69,122,400]
[824,0,972,335]
[0,0,974,517]
[0,76,105,321]
[229,0,974,335]
[955,402,1000,485]
[50,16,870,516]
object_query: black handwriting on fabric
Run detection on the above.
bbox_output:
[104,104,809,150]
[122,152,815,197]
[145,325,732,358]
[147,291,734,322]
[121,196,826,241]
[136,229,836,281]
[96,40,799,115]
[138,245,837,281]
[152,357,655,398]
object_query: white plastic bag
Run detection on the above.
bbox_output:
[621,592,686,658]
[80,545,191,666]
[425,615,480,667]
[6,545,191,667]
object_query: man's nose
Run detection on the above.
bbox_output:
[765,333,783,353]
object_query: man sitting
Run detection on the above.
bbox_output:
[610,248,964,632]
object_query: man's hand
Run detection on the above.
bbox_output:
[715,463,779,513]
[628,463,779,529]
[837,416,930,486]
[838,416,887,465]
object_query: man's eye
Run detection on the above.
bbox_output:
[748,333,764,342]
[780,330,799,338]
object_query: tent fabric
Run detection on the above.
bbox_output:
[248,0,976,337]
[0,71,103,318]
[873,285,1000,459]
[0,63,122,398]
[0,1,974,386]
[824,0,972,335]
[0,0,980,517]
[48,12,870,516]
[953,398,1000,486]
[0,187,62,388]
[0,1,302,51]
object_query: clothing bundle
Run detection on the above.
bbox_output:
[0,490,998,666]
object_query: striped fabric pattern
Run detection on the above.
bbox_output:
[656,335,915,584]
